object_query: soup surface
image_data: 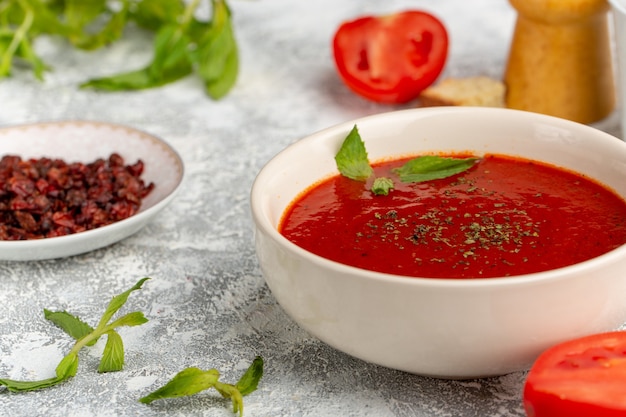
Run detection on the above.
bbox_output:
[279,154,626,279]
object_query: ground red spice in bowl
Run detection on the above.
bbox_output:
[0,153,154,240]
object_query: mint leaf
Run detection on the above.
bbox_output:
[335,125,374,181]
[44,309,96,346]
[235,356,263,396]
[81,24,193,91]
[107,311,149,329]
[79,69,155,91]
[95,277,150,330]
[139,368,220,404]
[147,24,193,82]
[140,357,264,416]
[55,352,79,380]
[98,331,124,373]
[393,156,478,183]
[0,376,62,392]
[371,177,394,196]
[191,0,239,99]
[71,6,129,51]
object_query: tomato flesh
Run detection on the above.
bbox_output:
[332,10,448,103]
[524,331,626,417]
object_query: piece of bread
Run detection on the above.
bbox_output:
[418,76,506,107]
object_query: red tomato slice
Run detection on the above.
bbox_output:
[332,10,449,104]
[523,331,626,417]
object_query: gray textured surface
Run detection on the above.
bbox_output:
[0,1,621,416]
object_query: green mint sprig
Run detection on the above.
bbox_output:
[392,155,479,183]
[140,356,264,416]
[335,124,478,195]
[0,277,150,392]
[0,0,238,99]
[334,125,374,181]
[0,277,264,415]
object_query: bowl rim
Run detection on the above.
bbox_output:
[251,106,626,289]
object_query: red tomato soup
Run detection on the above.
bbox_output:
[278,154,626,279]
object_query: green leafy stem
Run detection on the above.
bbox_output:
[0,277,150,391]
[0,0,238,99]
[140,356,264,417]
[0,278,263,416]
[335,125,479,195]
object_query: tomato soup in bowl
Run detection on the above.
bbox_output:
[250,107,626,378]
[279,153,626,279]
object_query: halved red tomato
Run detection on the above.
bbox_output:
[332,10,449,104]
[523,331,626,417]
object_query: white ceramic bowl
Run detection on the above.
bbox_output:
[0,120,184,261]
[251,107,626,379]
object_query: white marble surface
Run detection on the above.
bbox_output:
[0,1,621,416]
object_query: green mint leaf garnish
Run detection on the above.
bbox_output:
[43,309,96,346]
[393,155,478,183]
[0,278,150,392]
[105,310,149,329]
[335,125,479,195]
[235,356,264,396]
[98,330,125,373]
[96,277,150,328]
[140,367,220,404]
[140,356,264,416]
[371,177,395,196]
[335,125,374,181]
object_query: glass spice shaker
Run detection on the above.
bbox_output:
[504,0,615,124]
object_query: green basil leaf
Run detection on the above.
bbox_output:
[335,125,374,181]
[235,356,263,396]
[95,277,149,330]
[393,156,478,183]
[139,368,220,404]
[98,330,124,373]
[44,309,96,346]
[371,177,394,196]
